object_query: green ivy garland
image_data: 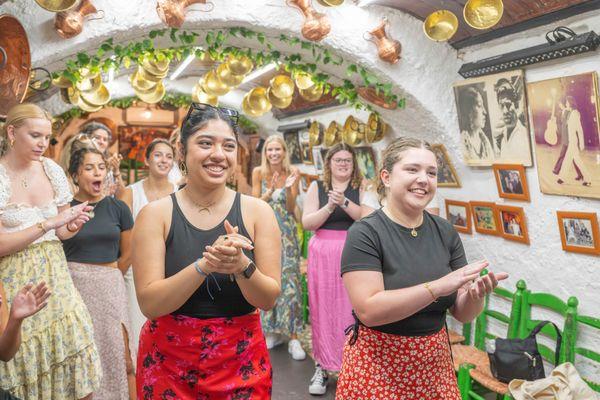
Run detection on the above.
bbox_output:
[55,92,259,134]
[53,27,406,114]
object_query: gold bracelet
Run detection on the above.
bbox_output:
[36,221,48,234]
[424,282,438,303]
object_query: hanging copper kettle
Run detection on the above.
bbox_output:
[54,0,104,39]
[364,18,401,64]
[287,0,331,42]
[156,0,213,28]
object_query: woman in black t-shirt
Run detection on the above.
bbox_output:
[62,147,135,400]
[337,137,509,399]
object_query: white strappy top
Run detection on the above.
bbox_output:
[128,179,177,220]
[0,157,73,244]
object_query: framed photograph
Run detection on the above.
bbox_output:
[469,201,500,235]
[492,164,530,201]
[117,125,171,164]
[556,211,600,255]
[445,200,472,234]
[283,131,302,164]
[354,146,377,180]
[312,147,324,173]
[301,142,313,165]
[432,144,461,188]
[527,72,600,200]
[453,70,532,166]
[497,205,529,244]
[300,173,319,193]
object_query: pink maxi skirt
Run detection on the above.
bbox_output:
[307,229,354,371]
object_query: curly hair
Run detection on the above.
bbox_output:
[68,147,106,185]
[322,143,362,191]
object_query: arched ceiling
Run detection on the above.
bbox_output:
[358,0,599,48]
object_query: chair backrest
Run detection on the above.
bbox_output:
[570,305,600,393]
[472,278,525,351]
[518,289,578,366]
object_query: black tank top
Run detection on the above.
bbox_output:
[164,192,256,318]
[317,181,360,231]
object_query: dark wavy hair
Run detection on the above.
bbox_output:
[68,147,106,184]
[322,143,362,191]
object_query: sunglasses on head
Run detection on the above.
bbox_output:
[183,102,240,126]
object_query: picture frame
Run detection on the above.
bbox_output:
[526,72,600,200]
[497,205,530,244]
[445,199,472,234]
[301,142,313,165]
[283,131,302,164]
[453,70,532,167]
[556,211,600,255]
[312,147,324,174]
[432,144,461,188]
[492,164,530,201]
[354,146,377,180]
[469,201,500,235]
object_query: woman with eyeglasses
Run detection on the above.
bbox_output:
[0,103,101,399]
[132,103,281,399]
[251,135,305,361]
[62,146,135,400]
[118,138,178,358]
[301,143,363,395]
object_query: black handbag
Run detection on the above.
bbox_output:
[488,320,562,383]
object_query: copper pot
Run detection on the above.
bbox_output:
[54,0,103,39]
[365,18,401,64]
[156,0,212,28]
[288,0,330,42]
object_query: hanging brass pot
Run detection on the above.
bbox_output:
[242,94,264,118]
[423,10,458,42]
[130,70,158,91]
[134,81,166,104]
[52,75,72,88]
[216,62,244,87]
[316,0,343,6]
[342,115,363,146]
[288,0,331,42]
[299,84,323,102]
[226,55,253,76]
[34,0,79,12]
[202,70,230,97]
[365,18,401,64]
[324,120,341,146]
[54,0,103,39]
[269,75,295,99]
[75,69,102,92]
[309,120,323,146]
[79,83,110,106]
[357,86,398,110]
[192,83,218,106]
[365,112,387,143]
[294,72,314,90]
[141,58,169,78]
[463,0,504,30]
[266,87,293,109]
[246,87,272,114]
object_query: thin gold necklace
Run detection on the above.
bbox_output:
[384,206,421,237]
[184,189,218,214]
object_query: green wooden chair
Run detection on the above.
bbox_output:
[454,279,526,400]
[567,298,600,393]
[448,319,472,345]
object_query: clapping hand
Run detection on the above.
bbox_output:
[269,172,279,191]
[48,202,93,231]
[284,170,299,189]
[203,220,253,275]
[107,153,123,174]
[10,282,51,321]
[464,270,509,300]
[328,190,345,206]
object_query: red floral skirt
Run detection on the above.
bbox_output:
[336,325,460,400]
[136,312,272,400]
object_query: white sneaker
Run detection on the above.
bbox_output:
[288,339,306,361]
[308,364,328,395]
[265,333,284,349]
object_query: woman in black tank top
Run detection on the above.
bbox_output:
[132,103,282,399]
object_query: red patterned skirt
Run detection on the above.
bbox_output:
[136,312,272,400]
[336,325,460,400]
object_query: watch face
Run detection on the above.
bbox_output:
[243,261,257,279]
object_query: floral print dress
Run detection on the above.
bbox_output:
[260,181,303,337]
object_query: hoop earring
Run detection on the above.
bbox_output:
[9,138,14,147]
[179,161,187,176]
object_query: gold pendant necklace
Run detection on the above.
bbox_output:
[411,228,418,237]
[185,190,217,214]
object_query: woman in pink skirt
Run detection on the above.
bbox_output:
[301,143,363,395]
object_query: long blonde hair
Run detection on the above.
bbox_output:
[260,135,291,178]
[376,137,432,202]
[0,103,52,157]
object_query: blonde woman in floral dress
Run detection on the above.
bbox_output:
[0,104,101,400]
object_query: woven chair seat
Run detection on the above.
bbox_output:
[448,329,465,344]
[451,344,509,395]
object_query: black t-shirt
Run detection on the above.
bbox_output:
[62,197,134,264]
[341,209,467,336]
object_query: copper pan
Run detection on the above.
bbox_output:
[357,86,397,110]
[0,15,31,119]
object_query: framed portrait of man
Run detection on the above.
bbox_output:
[527,72,600,199]
[453,70,532,167]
